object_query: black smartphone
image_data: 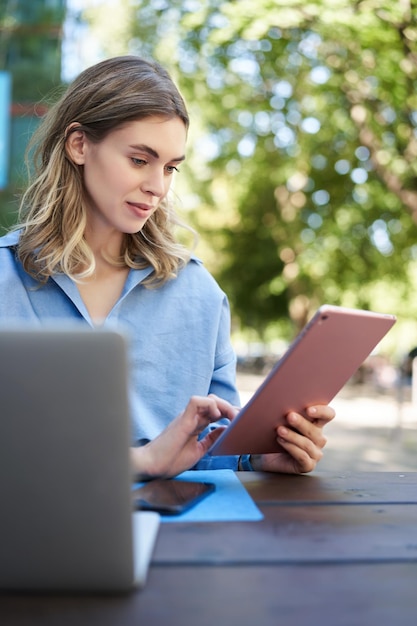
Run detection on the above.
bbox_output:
[132,479,216,515]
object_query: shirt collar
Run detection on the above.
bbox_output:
[0,229,20,247]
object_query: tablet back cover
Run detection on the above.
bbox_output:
[209,305,396,456]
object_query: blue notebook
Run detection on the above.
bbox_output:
[134,469,263,523]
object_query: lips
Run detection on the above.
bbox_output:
[127,201,153,211]
[126,201,155,218]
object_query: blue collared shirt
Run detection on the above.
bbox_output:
[0,230,243,470]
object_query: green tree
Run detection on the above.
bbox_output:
[170,0,417,332]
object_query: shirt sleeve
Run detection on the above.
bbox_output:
[191,453,253,471]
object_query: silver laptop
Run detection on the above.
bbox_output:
[0,326,160,592]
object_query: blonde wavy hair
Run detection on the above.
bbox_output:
[15,55,193,286]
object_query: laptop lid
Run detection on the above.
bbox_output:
[0,327,158,592]
[209,305,396,456]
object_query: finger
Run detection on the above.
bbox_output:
[305,405,336,426]
[278,422,325,459]
[185,395,235,435]
[197,425,227,455]
[207,394,240,421]
[176,396,218,437]
[277,432,323,472]
[285,412,328,449]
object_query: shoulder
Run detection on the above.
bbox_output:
[177,255,226,297]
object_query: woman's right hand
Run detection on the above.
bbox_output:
[130,394,238,480]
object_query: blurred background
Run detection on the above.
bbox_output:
[1,0,417,469]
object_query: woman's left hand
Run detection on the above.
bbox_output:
[249,404,335,474]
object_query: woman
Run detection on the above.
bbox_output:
[0,56,334,478]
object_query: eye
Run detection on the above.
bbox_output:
[131,157,147,166]
[165,165,180,174]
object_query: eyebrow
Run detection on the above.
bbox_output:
[129,144,186,163]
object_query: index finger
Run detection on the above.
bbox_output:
[207,394,240,422]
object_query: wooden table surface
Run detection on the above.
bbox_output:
[2,471,417,626]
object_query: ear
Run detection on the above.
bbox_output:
[65,122,87,165]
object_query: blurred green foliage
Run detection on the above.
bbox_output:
[0,0,64,101]
[0,0,65,227]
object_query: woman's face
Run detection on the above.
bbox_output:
[68,116,187,235]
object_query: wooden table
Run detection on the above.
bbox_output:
[1,471,417,626]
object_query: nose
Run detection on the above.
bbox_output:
[140,166,166,198]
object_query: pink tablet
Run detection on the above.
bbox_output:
[209,305,396,456]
